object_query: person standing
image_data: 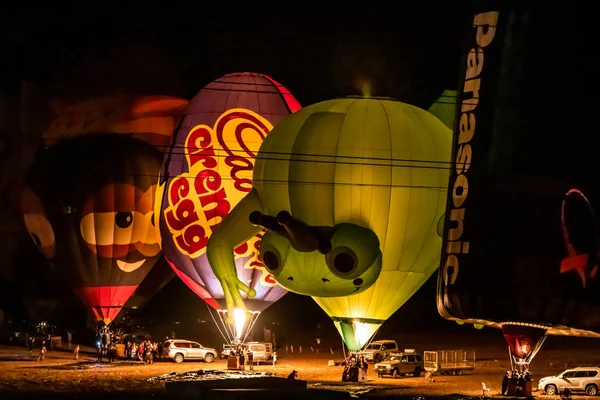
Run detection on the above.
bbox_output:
[247,351,254,371]
[502,371,510,395]
[74,344,80,360]
[37,343,47,361]
[28,336,35,355]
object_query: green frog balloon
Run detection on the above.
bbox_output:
[207,95,453,350]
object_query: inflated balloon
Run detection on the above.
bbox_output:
[43,94,189,148]
[22,134,163,324]
[157,72,300,340]
[207,96,452,350]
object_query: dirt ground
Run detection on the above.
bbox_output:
[1,331,599,399]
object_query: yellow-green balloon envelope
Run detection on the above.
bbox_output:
[206,96,452,351]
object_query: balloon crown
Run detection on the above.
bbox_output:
[343,95,397,101]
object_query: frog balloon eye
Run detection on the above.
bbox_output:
[326,223,380,280]
[328,246,358,276]
[259,231,290,276]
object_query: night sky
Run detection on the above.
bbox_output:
[0,5,473,335]
[1,5,471,107]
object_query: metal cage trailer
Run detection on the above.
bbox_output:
[424,350,475,375]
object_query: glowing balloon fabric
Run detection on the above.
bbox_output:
[206,97,452,350]
[22,134,163,324]
[158,72,300,314]
[43,94,189,148]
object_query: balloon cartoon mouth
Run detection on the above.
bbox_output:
[116,259,146,272]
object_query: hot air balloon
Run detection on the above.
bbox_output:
[43,94,188,148]
[157,72,300,343]
[206,96,452,351]
[22,133,163,325]
[437,6,600,378]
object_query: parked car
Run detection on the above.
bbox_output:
[164,339,217,363]
[220,344,234,359]
[243,342,273,364]
[538,367,600,396]
[374,349,424,378]
[358,340,399,363]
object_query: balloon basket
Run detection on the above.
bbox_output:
[341,365,367,383]
[227,355,242,370]
[506,378,533,397]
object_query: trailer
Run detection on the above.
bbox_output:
[424,350,476,376]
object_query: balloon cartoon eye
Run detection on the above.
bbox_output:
[115,212,134,229]
[327,246,358,276]
[259,232,290,276]
[326,223,381,280]
[262,247,281,272]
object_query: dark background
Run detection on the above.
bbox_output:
[0,3,480,345]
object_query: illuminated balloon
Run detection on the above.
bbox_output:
[22,134,163,324]
[437,9,600,373]
[157,72,300,341]
[43,94,189,148]
[206,96,452,350]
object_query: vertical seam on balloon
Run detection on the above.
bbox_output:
[249,74,261,295]
[79,195,97,316]
[393,104,413,298]
[376,100,393,317]
[252,73,262,128]
[339,100,353,326]
[261,74,292,115]
[399,104,413,273]
[410,108,436,274]
[327,101,347,285]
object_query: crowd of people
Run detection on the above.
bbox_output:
[342,354,368,382]
[228,344,256,370]
[124,339,166,363]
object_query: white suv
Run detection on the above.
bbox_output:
[165,339,217,363]
[359,340,399,363]
[538,367,600,396]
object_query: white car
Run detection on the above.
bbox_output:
[220,344,234,359]
[358,340,399,363]
[374,350,424,378]
[165,339,217,363]
[538,367,600,396]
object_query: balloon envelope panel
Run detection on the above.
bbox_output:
[437,9,600,337]
[22,134,163,324]
[159,72,299,311]
[43,94,188,148]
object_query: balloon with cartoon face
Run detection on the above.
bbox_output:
[22,133,163,324]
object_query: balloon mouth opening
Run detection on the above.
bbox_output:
[233,308,247,340]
